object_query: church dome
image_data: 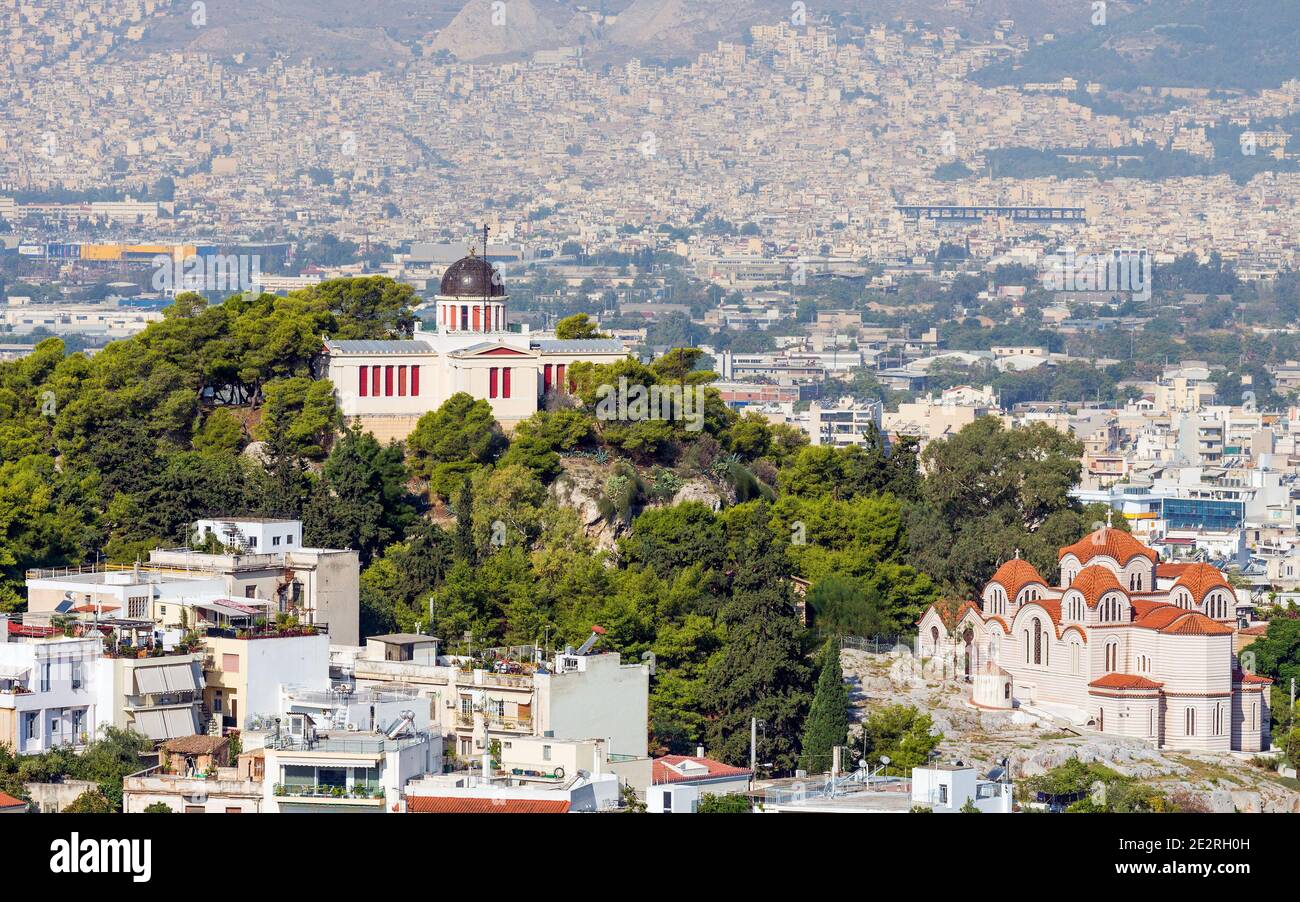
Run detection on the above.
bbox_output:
[439,253,505,298]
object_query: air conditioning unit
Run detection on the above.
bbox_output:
[445,698,455,709]
[345,722,358,731]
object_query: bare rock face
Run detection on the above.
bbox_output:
[241,440,271,466]
[671,481,724,510]
[549,469,620,552]
[431,0,594,61]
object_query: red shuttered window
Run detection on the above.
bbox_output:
[410,365,420,396]
[359,365,369,397]
[489,367,498,399]
[385,365,394,396]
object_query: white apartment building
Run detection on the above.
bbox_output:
[0,624,101,755]
[351,635,650,763]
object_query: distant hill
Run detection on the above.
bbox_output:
[971,0,1300,91]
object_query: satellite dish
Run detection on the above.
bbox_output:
[879,755,891,765]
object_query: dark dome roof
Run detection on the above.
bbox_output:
[439,254,505,298]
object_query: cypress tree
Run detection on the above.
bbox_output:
[454,478,476,565]
[800,639,850,774]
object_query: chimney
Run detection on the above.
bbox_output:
[696,745,705,759]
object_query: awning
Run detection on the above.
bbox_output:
[133,662,200,695]
[132,707,199,740]
[0,665,30,681]
[132,709,169,740]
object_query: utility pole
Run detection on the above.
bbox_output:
[750,717,757,778]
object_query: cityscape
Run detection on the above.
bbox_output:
[0,0,1297,877]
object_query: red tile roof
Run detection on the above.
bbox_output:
[988,558,1045,599]
[407,796,570,814]
[1156,562,1193,579]
[1070,565,1125,608]
[0,791,26,809]
[1060,528,1157,566]
[1239,624,1269,636]
[1088,673,1163,690]
[1171,563,1233,601]
[1237,672,1273,685]
[1157,612,1235,636]
[652,755,753,785]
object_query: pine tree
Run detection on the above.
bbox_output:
[800,640,850,774]
[454,478,477,566]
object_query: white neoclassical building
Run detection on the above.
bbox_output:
[322,251,628,441]
[918,526,1272,753]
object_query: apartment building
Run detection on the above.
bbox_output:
[0,624,101,755]
[95,651,205,741]
[351,634,650,763]
[202,630,331,732]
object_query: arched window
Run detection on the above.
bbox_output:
[1023,629,1030,664]
[1136,654,1151,674]
[1213,704,1223,736]
[930,625,939,652]
[1185,707,1196,737]
[1033,620,1043,665]
[1105,640,1118,672]
[1070,641,1080,675]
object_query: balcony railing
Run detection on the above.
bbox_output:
[273,783,385,801]
[486,716,533,733]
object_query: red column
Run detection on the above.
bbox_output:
[543,364,552,391]
[359,365,368,397]
[372,366,380,397]
[410,365,420,397]
[398,365,407,396]
[556,364,566,393]
[385,365,394,396]
[502,367,511,399]
[489,367,498,399]
[473,306,481,331]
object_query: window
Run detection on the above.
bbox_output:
[40,662,51,692]
[1213,704,1223,736]
[1148,708,1155,737]
[663,791,673,812]
[542,745,552,762]
[398,365,407,397]
[1032,621,1042,665]
[272,536,281,547]
[938,785,948,805]
[461,305,469,330]
[489,367,499,399]
[556,364,566,392]
[359,365,369,397]
[502,367,512,399]
[544,364,553,392]
[71,661,82,690]
[245,586,257,598]
[1070,642,1080,675]
[1105,640,1118,672]
[222,654,240,673]
[23,712,37,741]
[128,596,148,619]
[1185,707,1196,737]
[410,366,420,397]
[371,366,380,397]
[1136,654,1151,674]
[385,365,394,396]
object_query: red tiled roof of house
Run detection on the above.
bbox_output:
[1060,528,1157,565]
[988,558,1045,599]
[1239,624,1269,636]
[1088,673,1163,690]
[652,755,753,785]
[0,791,26,809]
[1156,562,1193,579]
[1070,565,1126,608]
[1171,563,1233,601]
[407,796,570,814]
[1157,612,1235,636]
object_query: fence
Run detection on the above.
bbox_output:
[839,635,916,655]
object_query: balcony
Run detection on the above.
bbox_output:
[486,716,533,734]
[272,783,385,804]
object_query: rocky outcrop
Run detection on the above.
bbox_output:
[431,0,594,61]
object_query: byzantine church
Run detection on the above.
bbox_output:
[918,524,1272,752]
